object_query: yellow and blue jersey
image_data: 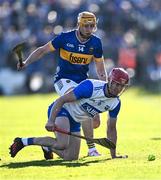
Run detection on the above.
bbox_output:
[49,30,103,83]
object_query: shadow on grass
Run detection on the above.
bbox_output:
[0,157,111,169]
[150,137,161,141]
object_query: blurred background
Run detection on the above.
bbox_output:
[0,0,161,95]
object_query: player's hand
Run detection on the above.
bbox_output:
[45,120,56,132]
[17,61,26,71]
[112,155,128,159]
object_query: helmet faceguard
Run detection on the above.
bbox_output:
[77,11,97,32]
[108,68,129,97]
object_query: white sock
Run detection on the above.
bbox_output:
[21,138,28,146]
[88,147,97,153]
[42,146,50,152]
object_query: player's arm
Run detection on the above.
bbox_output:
[107,117,117,158]
[93,38,107,81]
[107,117,127,159]
[93,57,107,81]
[18,32,64,70]
[18,42,55,70]
[45,90,77,131]
[107,101,128,159]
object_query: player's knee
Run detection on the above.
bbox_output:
[54,142,69,150]
[93,120,100,129]
[93,115,100,129]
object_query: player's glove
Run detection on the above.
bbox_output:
[17,61,26,71]
[45,120,56,132]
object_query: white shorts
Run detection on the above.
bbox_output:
[54,79,78,96]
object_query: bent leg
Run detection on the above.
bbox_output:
[63,132,81,160]
[51,117,81,160]
[81,119,93,139]
[51,133,81,160]
[81,119,100,156]
[34,117,70,150]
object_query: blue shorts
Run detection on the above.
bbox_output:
[48,102,81,132]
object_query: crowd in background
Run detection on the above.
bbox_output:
[0,0,161,95]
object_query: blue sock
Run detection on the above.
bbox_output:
[22,138,34,146]
[27,138,34,145]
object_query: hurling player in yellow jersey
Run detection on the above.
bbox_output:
[17,11,107,159]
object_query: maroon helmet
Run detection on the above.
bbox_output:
[108,68,129,96]
[108,68,129,85]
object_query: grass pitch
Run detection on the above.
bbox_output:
[0,88,161,180]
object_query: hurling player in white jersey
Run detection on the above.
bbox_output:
[17,11,107,158]
[10,68,130,160]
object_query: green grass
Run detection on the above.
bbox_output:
[0,88,161,180]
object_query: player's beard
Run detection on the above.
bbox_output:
[106,84,118,97]
[108,85,126,97]
[79,29,92,40]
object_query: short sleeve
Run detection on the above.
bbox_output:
[109,101,121,118]
[51,32,64,49]
[73,80,93,100]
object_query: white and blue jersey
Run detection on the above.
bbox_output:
[49,30,103,83]
[48,79,121,132]
[64,79,121,122]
